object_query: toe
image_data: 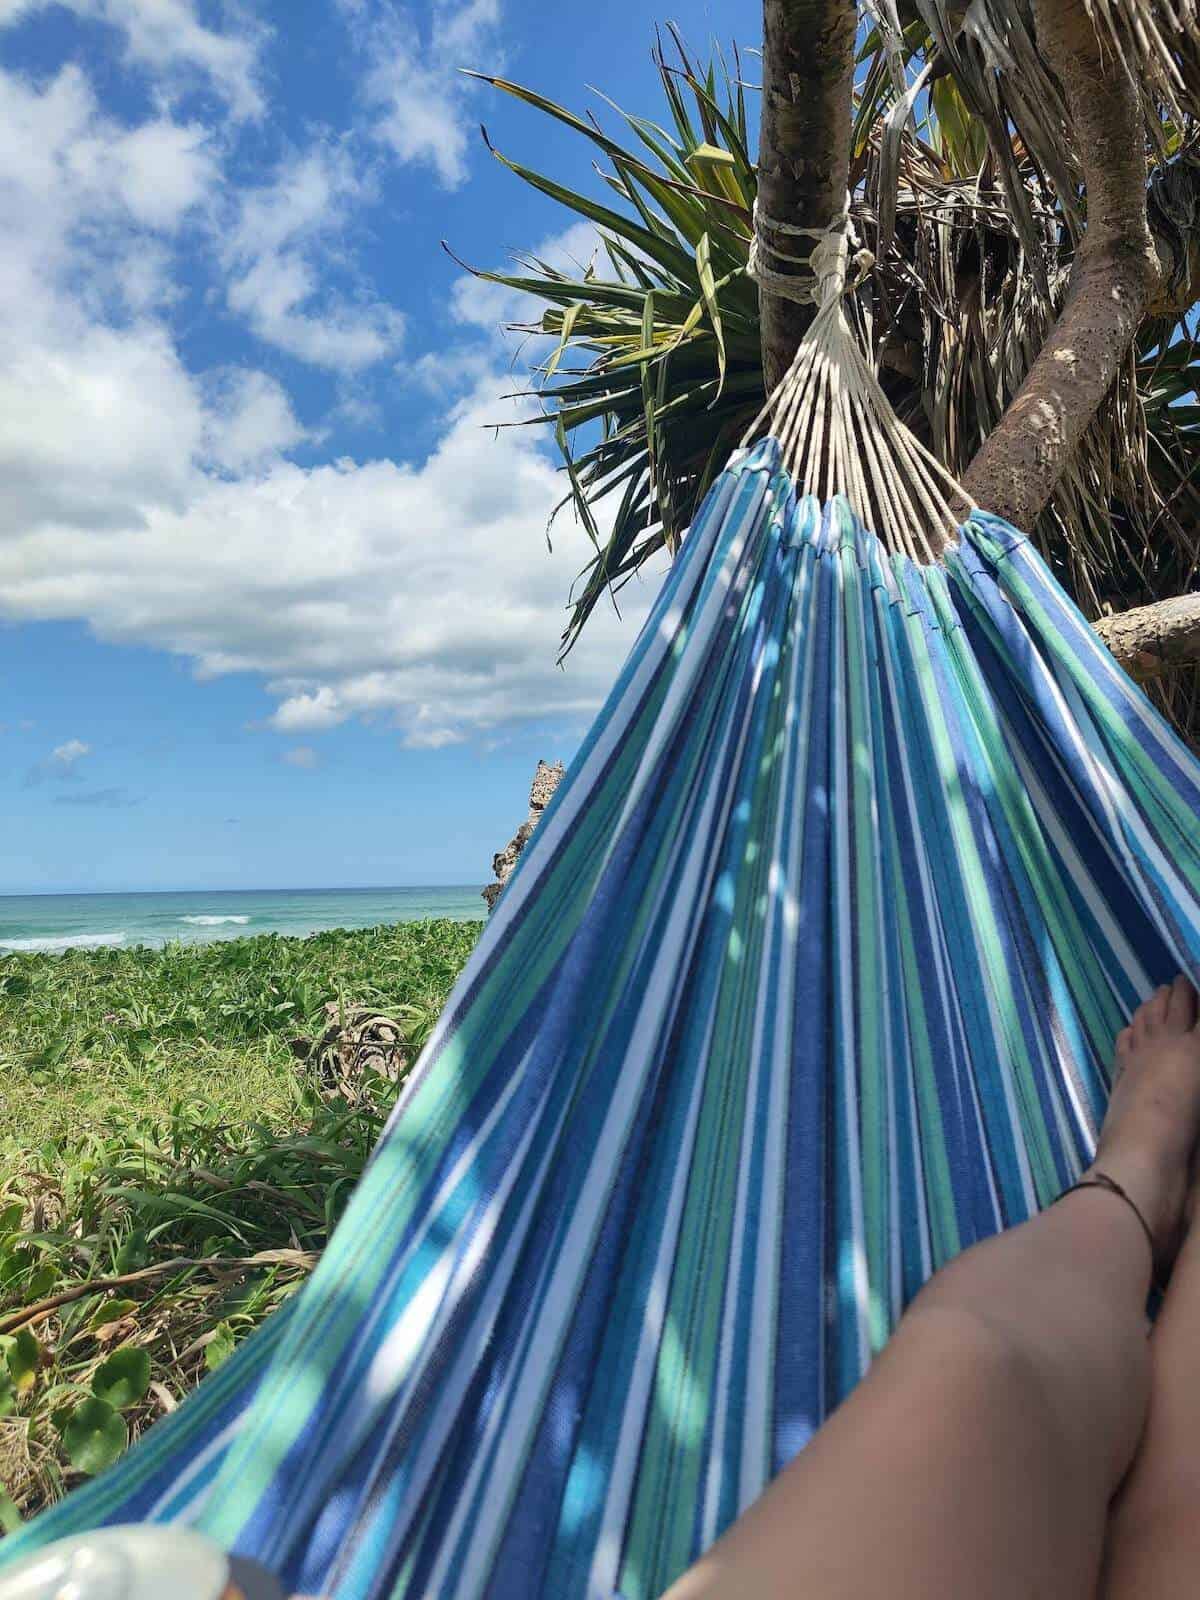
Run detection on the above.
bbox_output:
[1167,974,1198,1032]
[1145,984,1172,1034]
[1116,1025,1134,1059]
[1129,985,1171,1041]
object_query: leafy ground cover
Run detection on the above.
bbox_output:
[0,920,479,1530]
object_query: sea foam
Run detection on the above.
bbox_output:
[180,915,251,926]
[0,932,127,952]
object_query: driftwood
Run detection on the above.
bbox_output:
[289,1002,407,1111]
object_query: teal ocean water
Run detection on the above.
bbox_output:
[0,886,485,953]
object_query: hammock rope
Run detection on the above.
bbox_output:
[746,192,973,563]
[5,203,1200,1600]
[745,196,852,301]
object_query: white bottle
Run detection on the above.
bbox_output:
[0,1526,286,1600]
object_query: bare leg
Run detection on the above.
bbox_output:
[662,980,1200,1600]
[1101,979,1200,1599]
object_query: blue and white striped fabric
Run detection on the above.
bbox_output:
[6,437,1200,1598]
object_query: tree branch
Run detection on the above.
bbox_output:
[1095,593,1200,679]
[756,0,857,392]
[0,1248,317,1336]
[961,0,1162,527]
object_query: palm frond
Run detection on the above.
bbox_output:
[456,25,1200,738]
[460,46,763,654]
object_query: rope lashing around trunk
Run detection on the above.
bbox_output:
[747,200,855,304]
[746,195,973,564]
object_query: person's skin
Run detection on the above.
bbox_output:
[289,977,1200,1600]
[1102,987,1200,1597]
[661,975,1200,1600]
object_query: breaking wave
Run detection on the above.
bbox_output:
[0,932,128,952]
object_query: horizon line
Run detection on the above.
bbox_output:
[0,884,482,900]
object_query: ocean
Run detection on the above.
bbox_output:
[0,886,486,953]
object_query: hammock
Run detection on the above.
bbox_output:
[6,222,1200,1599]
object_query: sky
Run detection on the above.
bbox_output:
[0,0,752,894]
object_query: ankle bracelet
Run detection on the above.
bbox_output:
[1055,1169,1162,1290]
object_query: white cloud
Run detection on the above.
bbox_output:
[0,24,659,754]
[204,370,307,473]
[268,686,346,733]
[0,64,305,527]
[0,320,203,530]
[282,745,319,769]
[226,256,404,371]
[432,0,500,58]
[25,737,91,786]
[0,375,659,746]
[341,0,502,189]
[223,146,406,372]
[408,344,497,396]
[0,0,265,119]
[52,739,91,767]
[0,64,219,317]
[230,145,353,259]
[0,319,298,537]
[404,725,465,750]
[71,117,219,229]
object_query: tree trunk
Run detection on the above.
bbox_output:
[754,0,1198,697]
[756,0,857,393]
[961,0,1162,527]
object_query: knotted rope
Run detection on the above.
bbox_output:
[747,201,852,304]
[745,196,972,564]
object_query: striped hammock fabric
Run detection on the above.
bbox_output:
[6,437,1200,1599]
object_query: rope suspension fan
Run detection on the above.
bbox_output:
[746,197,973,562]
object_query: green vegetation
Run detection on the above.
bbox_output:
[0,921,479,1529]
[0,922,478,1152]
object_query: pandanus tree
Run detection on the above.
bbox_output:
[458,1,1200,738]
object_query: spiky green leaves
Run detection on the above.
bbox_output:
[459,38,763,655]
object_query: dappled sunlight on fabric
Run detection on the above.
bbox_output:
[10,445,1200,1598]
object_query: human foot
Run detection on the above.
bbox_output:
[1086,976,1200,1283]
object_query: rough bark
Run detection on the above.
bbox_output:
[961,0,1162,528]
[756,0,858,393]
[1095,594,1200,680]
[482,759,565,912]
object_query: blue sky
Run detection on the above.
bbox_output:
[0,0,751,893]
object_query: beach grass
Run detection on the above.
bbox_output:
[0,921,479,1152]
[0,919,480,1529]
